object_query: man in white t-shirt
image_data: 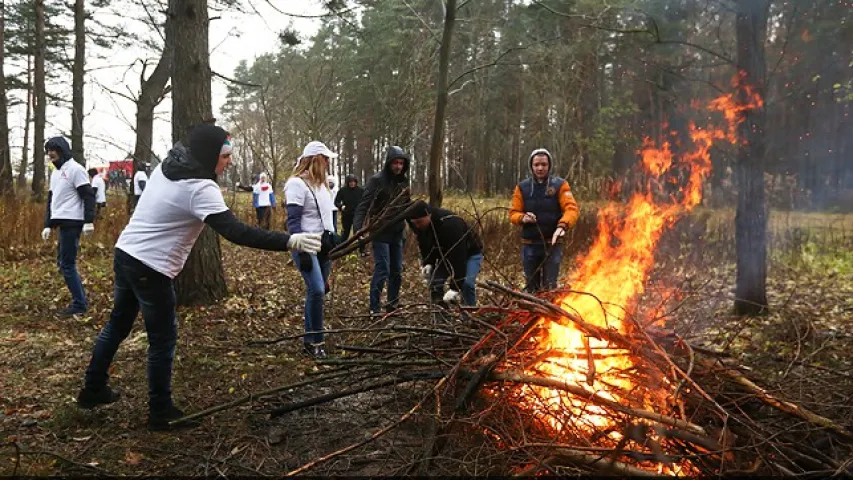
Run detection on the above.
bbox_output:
[88,168,107,217]
[132,164,148,209]
[252,172,276,229]
[41,137,96,317]
[327,175,339,234]
[76,124,322,431]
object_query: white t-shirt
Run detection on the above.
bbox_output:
[134,170,148,195]
[116,165,229,278]
[284,177,334,233]
[49,160,90,221]
[91,175,107,203]
[253,181,274,207]
[329,183,339,212]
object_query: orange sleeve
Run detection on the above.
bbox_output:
[509,185,526,225]
[557,181,579,228]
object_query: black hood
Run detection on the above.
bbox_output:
[345,173,358,185]
[45,137,73,168]
[161,124,229,181]
[383,146,410,178]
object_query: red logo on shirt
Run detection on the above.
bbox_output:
[261,185,270,191]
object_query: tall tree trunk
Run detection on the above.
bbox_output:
[168,0,227,306]
[17,52,31,188]
[133,22,172,168]
[0,0,12,195]
[734,0,770,315]
[31,0,46,201]
[427,0,457,208]
[70,0,85,166]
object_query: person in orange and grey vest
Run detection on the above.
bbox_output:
[509,148,579,292]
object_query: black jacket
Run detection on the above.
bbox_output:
[335,185,364,217]
[44,137,95,228]
[410,207,483,292]
[353,146,411,243]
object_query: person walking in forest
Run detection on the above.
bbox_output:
[406,200,483,307]
[286,141,338,359]
[88,168,107,218]
[335,173,365,257]
[327,175,339,234]
[132,163,149,209]
[509,148,579,292]
[75,125,322,431]
[42,137,96,317]
[353,146,411,315]
[252,172,276,229]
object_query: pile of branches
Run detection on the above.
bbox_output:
[183,283,853,476]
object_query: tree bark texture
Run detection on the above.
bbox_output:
[31,0,45,201]
[733,0,770,315]
[0,0,13,195]
[168,0,227,305]
[427,0,457,208]
[71,0,85,167]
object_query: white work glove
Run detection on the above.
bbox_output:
[421,264,433,284]
[443,289,460,304]
[551,226,566,245]
[287,232,322,254]
[82,223,95,236]
[522,212,537,224]
[41,228,51,241]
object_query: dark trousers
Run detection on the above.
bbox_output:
[370,238,403,313]
[340,213,364,254]
[522,243,564,292]
[84,248,177,413]
[58,226,87,311]
[255,206,271,229]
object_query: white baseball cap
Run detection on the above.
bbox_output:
[297,141,338,163]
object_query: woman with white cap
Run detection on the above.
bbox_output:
[285,141,338,359]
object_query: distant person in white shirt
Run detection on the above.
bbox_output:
[252,172,276,229]
[41,137,95,317]
[76,124,322,431]
[88,168,107,217]
[132,163,149,209]
[286,141,337,359]
[327,175,339,234]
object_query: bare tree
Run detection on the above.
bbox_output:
[0,0,12,195]
[31,0,46,201]
[70,0,85,166]
[427,0,457,207]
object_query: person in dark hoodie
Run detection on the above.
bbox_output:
[335,173,365,256]
[353,146,411,314]
[406,200,484,307]
[509,148,580,292]
[42,136,96,317]
[75,124,322,431]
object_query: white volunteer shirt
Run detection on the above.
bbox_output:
[134,170,148,195]
[116,165,229,278]
[91,175,107,203]
[329,183,339,212]
[49,160,90,221]
[253,182,274,207]
[284,177,334,233]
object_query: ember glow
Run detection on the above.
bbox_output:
[515,74,763,473]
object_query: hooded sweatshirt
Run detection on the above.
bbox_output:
[353,146,411,243]
[509,148,580,244]
[116,124,294,278]
[334,174,364,217]
[408,204,483,292]
[44,136,96,228]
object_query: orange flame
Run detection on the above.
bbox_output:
[515,73,763,474]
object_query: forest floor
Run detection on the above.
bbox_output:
[1,193,852,476]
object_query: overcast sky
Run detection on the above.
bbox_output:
[6,0,326,168]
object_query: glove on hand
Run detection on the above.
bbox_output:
[420,264,433,284]
[82,223,95,235]
[443,289,460,304]
[41,228,51,241]
[288,232,322,254]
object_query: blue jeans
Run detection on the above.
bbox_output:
[522,243,563,292]
[370,238,403,313]
[430,253,483,306]
[85,249,177,413]
[57,225,87,311]
[292,252,331,345]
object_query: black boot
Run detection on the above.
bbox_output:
[147,405,202,431]
[76,385,121,409]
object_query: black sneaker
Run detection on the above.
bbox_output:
[301,343,314,357]
[76,386,121,409]
[147,406,202,431]
[58,307,87,318]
